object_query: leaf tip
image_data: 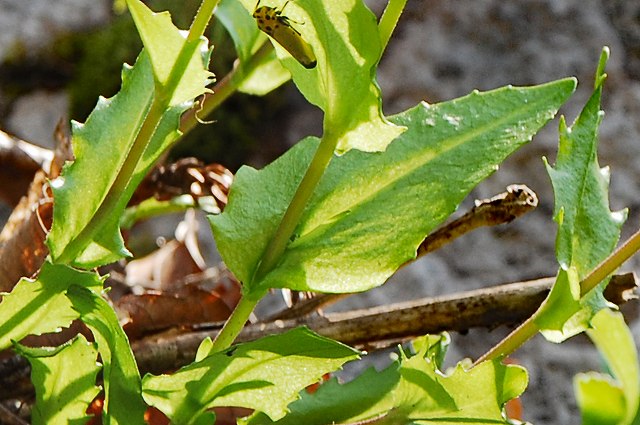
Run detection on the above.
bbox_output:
[595,47,610,89]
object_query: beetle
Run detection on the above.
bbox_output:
[252,0,317,69]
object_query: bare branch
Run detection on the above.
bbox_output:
[131,273,637,374]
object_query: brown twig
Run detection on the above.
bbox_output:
[0,402,29,425]
[131,273,636,374]
[0,273,635,400]
[270,184,539,321]
[416,184,537,256]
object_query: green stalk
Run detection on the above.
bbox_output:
[210,296,259,352]
[580,228,640,297]
[251,131,339,285]
[212,131,340,351]
[378,0,407,52]
[188,0,219,42]
[476,227,640,365]
[161,0,220,98]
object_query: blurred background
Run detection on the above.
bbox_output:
[1,1,639,422]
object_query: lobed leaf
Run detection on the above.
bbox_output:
[242,365,400,425]
[67,286,147,425]
[15,335,101,425]
[244,333,526,424]
[127,0,214,105]
[536,48,626,342]
[0,261,102,351]
[141,327,359,424]
[211,79,577,296]
[389,354,527,423]
[47,1,212,268]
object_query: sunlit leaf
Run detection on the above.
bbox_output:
[127,0,213,104]
[15,335,101,425]
[236,0,402,152]
[48,1,212,268]
[536,48,626,341]
[211,79,576,296]
[0,261,102,350]
[244,333,526,424]
[142,327,359,424]
[575,309,640,424]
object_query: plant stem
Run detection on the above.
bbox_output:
[580,227,640,296]
[474,313,539,365]
[161,0,220,99]
[212,132,339,348]
[251,131,339,285]
[378,0,407,52]
[188,0,219,42]
[476,227,640,365]
[210,295,259,351]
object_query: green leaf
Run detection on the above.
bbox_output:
[0,261,103,350]
[241,365,401,425]
[211,78,576,296]
[48,3,212,268]
[575,309,640,424]
[127,0,213,105]
[67,286,147,425]
[575,373,626,425]
[15,335,101,425]
[410,333,450,370]
[141,327,359,424]
[244,334,526,425]
[536,48,626,342]
[217,0,264,64]
[388,355,527,424]
[238,48,293,95]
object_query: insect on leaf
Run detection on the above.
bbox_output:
[253,1,317,69]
